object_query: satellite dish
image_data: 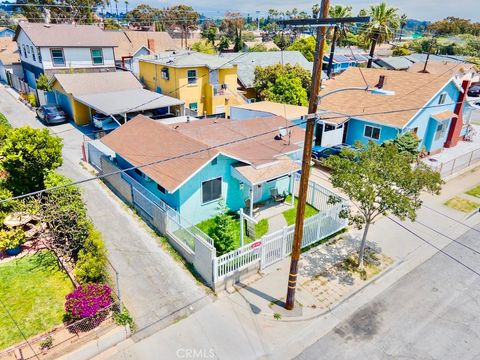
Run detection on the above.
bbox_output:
[279,128,287,137]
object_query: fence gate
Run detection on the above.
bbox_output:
[260,229,285,270]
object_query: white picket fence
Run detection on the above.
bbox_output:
[215,195,348,280]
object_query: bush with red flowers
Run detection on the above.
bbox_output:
[64,283,112,321]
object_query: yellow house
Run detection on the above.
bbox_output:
[138,51,246,116]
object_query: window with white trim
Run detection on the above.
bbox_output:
[438,93,447,105]
[434,122,447,141]
[50,49,65,66]
[202,177,222,204]
[31,46,36,61]
[364,125,381,140]
[187,69,197,84]
[91,49,104,65]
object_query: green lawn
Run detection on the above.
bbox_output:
[197,217,269,249]
[466,185,480,198]
[283,195,320,226]
[444,196,480,213]
[0,251,74,349]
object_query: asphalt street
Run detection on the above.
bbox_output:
[297,220,480,360]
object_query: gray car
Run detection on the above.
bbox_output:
[36,105,68,125]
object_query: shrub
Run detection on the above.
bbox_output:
[208,201,236,256]
[0,228,26,250]
[0,187,15,214]
[0,127,63,195]
[64,283,112,320]
[27,92,37,107]
[35,74,52,91]
[0,112,11,145]
[39,335,53,351]
[113,308,135,330]
[74,224,108,284]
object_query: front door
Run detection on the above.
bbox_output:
[253,184,263,203]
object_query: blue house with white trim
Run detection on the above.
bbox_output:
[0,27,15,38]
[317,67,471,154]
[100,115,305,224]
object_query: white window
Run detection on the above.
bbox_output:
[364,125,381,140]
[434,122,447,141]
[438,93,447,105]
[202,177,222,204]
[50,49,65,66]
[91,48,104,65]
[187,69,197,85]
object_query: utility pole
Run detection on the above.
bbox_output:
[279,4,370,311]
[422,36,436,73]
[285,0,329,311]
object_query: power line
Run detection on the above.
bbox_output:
[0,97,476,205]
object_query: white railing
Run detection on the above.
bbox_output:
[423,148,480,178]
[293,173,347,212]
[216,241,262,278]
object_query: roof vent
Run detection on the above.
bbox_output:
[376,75,386,89]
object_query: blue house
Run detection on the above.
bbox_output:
[317,67,470,154]
[0,27,15,38]
[101,115,305,224]
[323,54,353,74]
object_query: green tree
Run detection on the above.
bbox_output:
[254,63,311,100]
[41,171,89,261]
[208,202,236,256]
[325,142,442,268]
[218,36,230,52]
[247,43,268,52]
[389,132,420,161]
[360,2,400,68]
[392,46,412,56]
[201,21,217,46]
[0,112,11,146]
[0,127,63,195]
[428,17,480,36]
[104,18,121,30]
[220,12,244,51]
[126,4,162,29]
[164,5,199,49]
[273,33,292,50]
[191,40,215,55]
[287,36,316,61]
[35,74,52,91]
[264,74,308,106]
[17,0,102,24]
[399,14,408,41]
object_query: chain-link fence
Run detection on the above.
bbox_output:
[0,303,120,360]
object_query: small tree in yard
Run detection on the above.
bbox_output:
[208,201,236,256]
[35,74,52,91]
[0,127,63,195]
[390,132,421,161]
[325,142,443,269]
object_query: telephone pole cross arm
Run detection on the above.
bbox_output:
[281,1,370,310]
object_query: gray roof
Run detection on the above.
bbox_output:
[403,53,466,64]
[140,50,234,70]
[15,23,117,47]
[219,51,326,88]
[374,56,413,70]
[74,89,184,115]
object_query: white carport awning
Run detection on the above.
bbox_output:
[74,89,184,116]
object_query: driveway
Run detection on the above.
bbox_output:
[0,86,211,337]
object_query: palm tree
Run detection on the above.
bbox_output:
[361,2,400,68]
[124,0,129,15]
[399,14,408,41]
[312,4,320,19]
[326,5,352,77]
[114,0,119,18]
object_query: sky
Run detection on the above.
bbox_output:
[124,0,480,22]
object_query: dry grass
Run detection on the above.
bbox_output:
[444,196,480,213]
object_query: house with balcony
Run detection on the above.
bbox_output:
[100,115,305,224]
[13,22,117,88]
[138,51,246,117]
[316,67,472,154]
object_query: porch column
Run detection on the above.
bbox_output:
[249,185,254,218]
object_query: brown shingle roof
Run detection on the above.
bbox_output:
[431,110,456,121]
[15,23,117,47]
[407,61,477,76]
[108,30,178,59]
[319,67,456,128]
[101,115,305,192]
[0,38,20,65]
[233,157,300,185]
[53,71,143,96]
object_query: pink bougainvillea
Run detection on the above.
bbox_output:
[65,283,112,320]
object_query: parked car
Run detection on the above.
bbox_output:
[36,105,67,125]
[468,83,480,97]
[92,113,110,129]
[312,144,356,160]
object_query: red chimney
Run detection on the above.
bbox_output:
[445,80,471,148]
[147,38,156,54]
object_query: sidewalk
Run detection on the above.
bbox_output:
[92,167,480,360]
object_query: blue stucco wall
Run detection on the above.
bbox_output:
[115,153,293,224]
[403,80,459,152]
[345,118,399,146]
